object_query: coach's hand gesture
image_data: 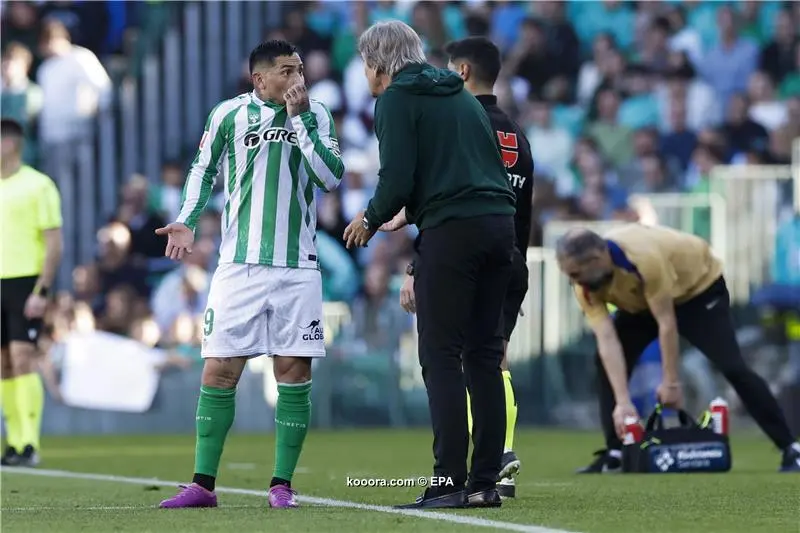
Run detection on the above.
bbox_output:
[612,401,639,440]
[285,84,310,117]
[156,222,194,261]
[343,210,377,249]
[380,208,408,232]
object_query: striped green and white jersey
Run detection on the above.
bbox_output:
[177,91,344,269]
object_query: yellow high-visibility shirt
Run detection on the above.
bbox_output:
[0,166,62,278]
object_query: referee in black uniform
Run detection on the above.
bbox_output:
[445,36,534,498]
[344,21,516,509]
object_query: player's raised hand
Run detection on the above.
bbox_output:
[155,222,194,261]
[285,84,310,117]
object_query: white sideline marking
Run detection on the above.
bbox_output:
[3,504,257,512]
[2,467,579,533]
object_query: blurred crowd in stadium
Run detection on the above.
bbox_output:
[2,0,799,368]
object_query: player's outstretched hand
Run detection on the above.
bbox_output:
[285,84,310,117]
[379,207,408,232]
[155,222,194,261]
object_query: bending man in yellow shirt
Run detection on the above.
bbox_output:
[556,224,800,473]
[0,118,63,467]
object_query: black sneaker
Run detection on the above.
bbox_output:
[17,445,40,468]
[497,451,521,480]
[576,449,621,474]
[0,446,20,466]
[779,445,800,472]
[496,451,521,499]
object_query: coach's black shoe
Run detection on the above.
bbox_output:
[497,451,521,480]
[779,444,800,472]
[17,445,40,468]
[464,488,502,508]
[1,446,20,466]
[394,488,466,509]
[576,449,621,474]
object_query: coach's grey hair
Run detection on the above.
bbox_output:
[358,20,426,78]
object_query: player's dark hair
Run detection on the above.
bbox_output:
[0,118,24,138]
[556,230,607,261]
[444,36,501,87]
[249,40,299,74]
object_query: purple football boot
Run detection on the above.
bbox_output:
[159,483,217,508]
[268,484,299,508]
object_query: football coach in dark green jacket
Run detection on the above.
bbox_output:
[343,20,516,510]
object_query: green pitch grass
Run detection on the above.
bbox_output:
[1,429,798,533]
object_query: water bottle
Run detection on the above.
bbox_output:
[710,397,729,435]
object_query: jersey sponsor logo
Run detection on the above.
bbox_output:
[242,127,299,149]
[496,131,518,168]
[300,319,324,342]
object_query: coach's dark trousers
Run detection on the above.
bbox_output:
[598,276,797,451]
[414,214,514,494]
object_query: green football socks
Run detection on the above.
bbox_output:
[272,381,312,483]
[194,386,236,479]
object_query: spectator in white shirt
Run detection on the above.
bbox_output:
[666,5,703,68]
[306,50,343,113]
[36,19,111,144]
[342,54,374,148]
[747,70,789,132]
[576,33,616,107]
[657,64,721,134]
[526,97,574,192]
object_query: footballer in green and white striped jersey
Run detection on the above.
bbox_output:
[176,92,344,269]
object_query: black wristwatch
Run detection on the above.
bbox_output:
[361,215,372,231]
[406,262,415,277]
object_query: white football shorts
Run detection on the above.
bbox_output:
[200,263,326,358]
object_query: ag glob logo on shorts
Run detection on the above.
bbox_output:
[300,319,324,342]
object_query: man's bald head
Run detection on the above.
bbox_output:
[556,228,614,291]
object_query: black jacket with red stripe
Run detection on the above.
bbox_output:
[475,94,535,255]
